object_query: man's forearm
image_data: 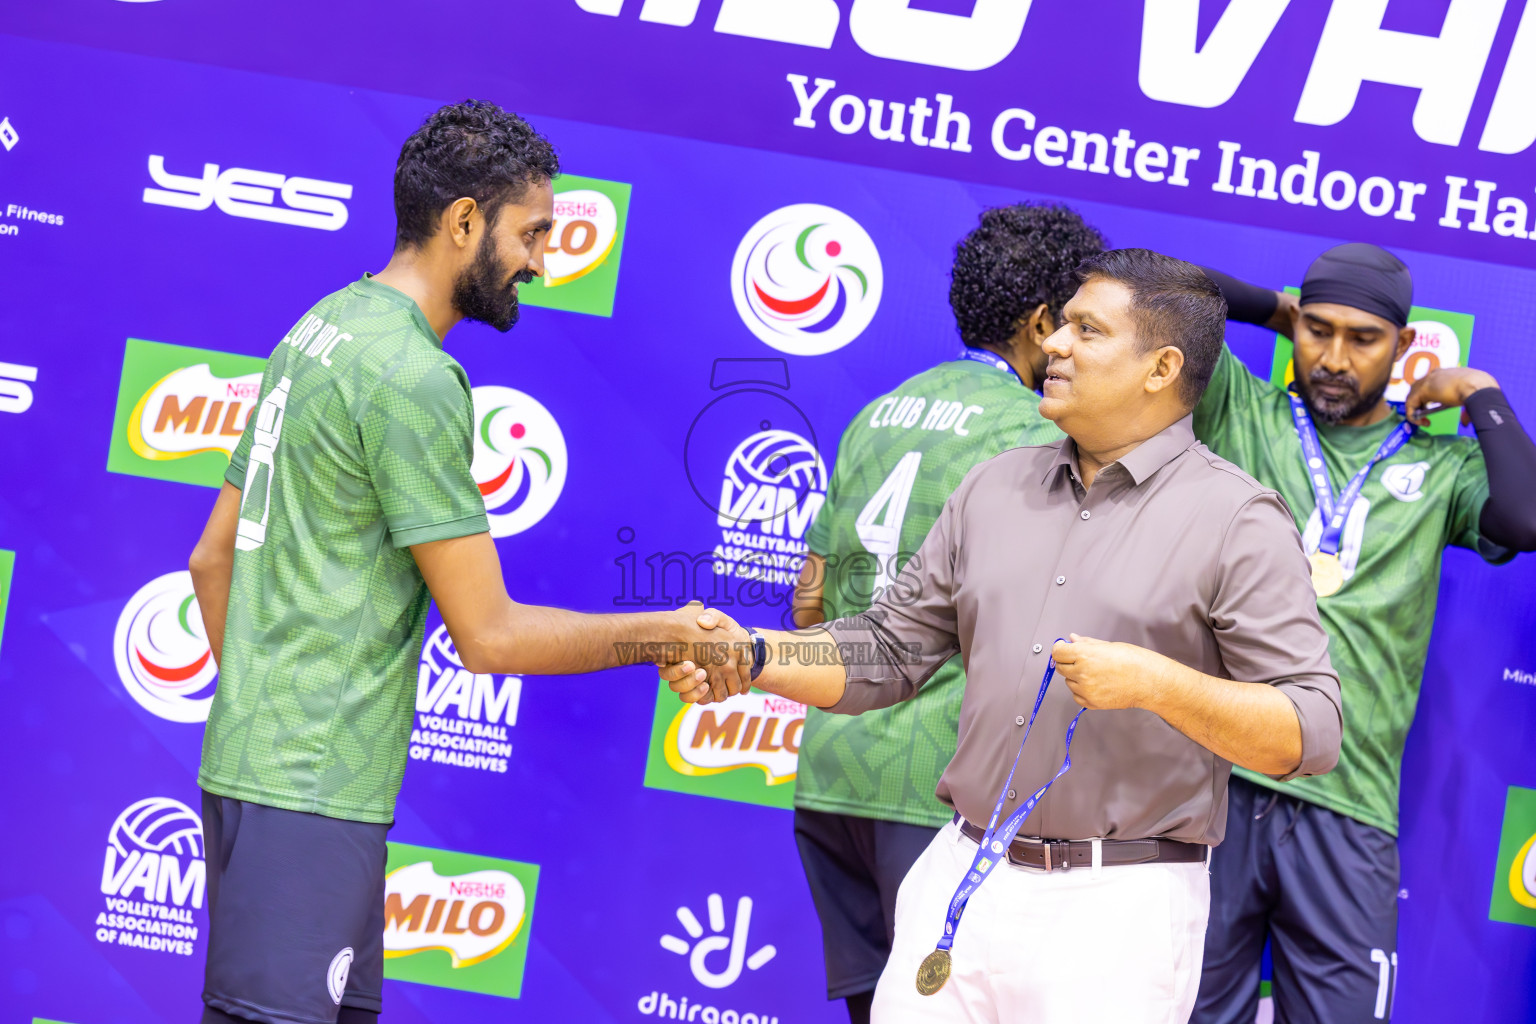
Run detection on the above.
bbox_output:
[1142,656,1302,776]
[189,560,232,666]
[466,602,704,676]
[751,627,848,709]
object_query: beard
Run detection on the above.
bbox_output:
[453,232,535,333]
[1295,365,1390,425]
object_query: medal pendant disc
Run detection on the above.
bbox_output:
[1309,552,1345,597]
[916,949,952,996]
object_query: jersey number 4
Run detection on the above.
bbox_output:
[855,451,922,596]
[235,376,293,552]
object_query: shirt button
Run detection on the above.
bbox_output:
[1007,789,1017,800]
[1056,575,1066,585]
[1081,510,1091,520]
[1032,643,1043,654]
[1016,715,1026,726]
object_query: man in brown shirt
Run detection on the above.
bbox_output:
[663,249,1342,1023]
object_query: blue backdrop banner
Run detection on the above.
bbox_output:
[0,3,1533,1022]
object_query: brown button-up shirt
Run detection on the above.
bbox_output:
[824,416,1341,845]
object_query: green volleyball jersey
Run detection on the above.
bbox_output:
[198,275,489,823]
[1194,346,1506,835]
[794,357,1065,828]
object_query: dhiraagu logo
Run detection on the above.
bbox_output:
[107,338,266,487]
[382,841,539,998]
[1268,293,1474,437]
[1490,785,1536,928]
[517,174,631,317]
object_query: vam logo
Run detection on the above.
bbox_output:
[382,842,539,998]
[143,154,352,231]
[660,892,777,989]
[95,796,205,956]
[114,570,217,724]
[731,204,882,356]
[712,428,827,589]
[409,623,521,775]
[470,385,567,538]
[109,338,268,488]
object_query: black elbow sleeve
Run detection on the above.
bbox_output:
[1470,389,1536,552]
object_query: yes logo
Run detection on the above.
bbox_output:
[731,203,882,356]
[114,571,217,724]
[0,360,37,414]
[470,385,568,538]
[108,338,267,488]
[660,893,777,989]
[518,174,632,317]
[143,154,352,231]
[1490,785,1536,927]
[383,842,539,998]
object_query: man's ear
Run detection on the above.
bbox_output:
[442,197,479,250]
[1394,325,1416,361]
[1026,302,1053,342]
[1146,344,1187,397]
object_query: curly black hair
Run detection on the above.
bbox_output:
[949,203,1106,350]
[393,100,560,251]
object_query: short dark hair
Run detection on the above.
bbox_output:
[393,100,560,251]
[1074,248,1227,406]
[949,203,1106,351]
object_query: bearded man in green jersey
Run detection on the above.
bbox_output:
[186,101,747,1024]
[789,203,1105,1024]
[1191,245,1536,1024]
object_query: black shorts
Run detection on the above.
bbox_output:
[201,791,390,1024]
[792,806,940,1000]
[1194,774,1401,1024]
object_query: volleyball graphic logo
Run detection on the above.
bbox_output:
[718,429,828,533]
[100,796,207,913]
[470,385,568,538]
[106,797,205,862]
[731,204,882,356]
[114,570,218,723]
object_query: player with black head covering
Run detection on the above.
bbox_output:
[1190,244,1536,1023]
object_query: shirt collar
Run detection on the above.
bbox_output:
[1043,415,1197,488]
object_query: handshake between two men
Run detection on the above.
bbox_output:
[654,606,1250,728]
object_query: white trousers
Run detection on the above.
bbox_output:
[872,820,1210,1024]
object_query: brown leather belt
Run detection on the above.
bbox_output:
[958,818,1207,872]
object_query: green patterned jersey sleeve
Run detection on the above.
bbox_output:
[358,354,488,547]
[1193,344,1273,453]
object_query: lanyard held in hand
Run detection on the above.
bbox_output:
[915,649,1085,997]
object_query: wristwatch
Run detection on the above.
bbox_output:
[745,626,767,682]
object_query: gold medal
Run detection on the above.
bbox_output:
[1309,551,1345,598]
[916,948,952,996]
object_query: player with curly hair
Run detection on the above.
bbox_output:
[187,101,746,1024]
[790,202,1105,1024]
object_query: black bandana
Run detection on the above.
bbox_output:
[1299,243,1413,327]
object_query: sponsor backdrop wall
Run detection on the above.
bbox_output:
[1,3,1534,1022]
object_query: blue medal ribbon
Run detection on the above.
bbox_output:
[1287,393,1414,556]
[956,347,1023,386]
[931,650,1085,956]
